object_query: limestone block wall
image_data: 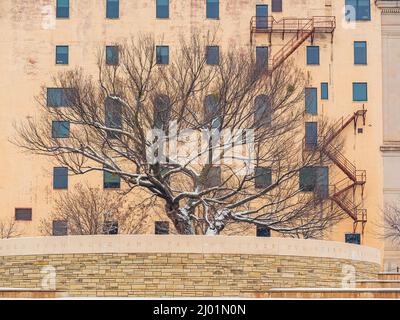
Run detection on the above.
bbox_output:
[0,236,381,297]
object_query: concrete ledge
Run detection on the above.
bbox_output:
[0,235,381,264]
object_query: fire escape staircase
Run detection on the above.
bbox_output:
[319,109,368,233]
[250,16,336,72]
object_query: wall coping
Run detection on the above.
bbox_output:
[0,235,381,264]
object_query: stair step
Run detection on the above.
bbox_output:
[378,273,400,280]
[357,280,400,288]
[266,288,400,299]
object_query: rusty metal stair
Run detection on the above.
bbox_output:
[250,16,336,71]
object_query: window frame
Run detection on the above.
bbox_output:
[106,46,119,65]
[352,82,368,102]
[155,221,170,235]
[103,171,121,189]
[52,121,70,138]
[321,82,329,100]
[56,45,69,65]
[306,46,320,65]
[354,41,367,65]
[345,0,371,21]
[345,233,361,245]
[206,45,220,65]
[15,208,33,221]
[305,87,318,114]
[256,225,271,237]
[156,0,169,19]
[156,45,169,65]
[56,0,70,19]
[254,167,272,189]
[53,167,69,190]
[52,220,68,236]
[271,0,282,12]
[256,46,269,70]
[47,88,73,107]
[106,0,119,19]
[206,0,219,20]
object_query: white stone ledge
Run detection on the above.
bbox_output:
[0,235,381,264]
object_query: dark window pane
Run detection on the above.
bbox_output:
[321,83,328,100]
[52,121,70,138]
[105,97,122,138]
[56,0,69,18]
[206,0,219,19]
[305,122,318,149]
[256,5,268,28]
[255,167,272,189]
[106,0,119,18]
[254,95,271,127]
[305,88,317,114]
[56,46,69,64]
[204,95,221,129]
[103,220,119,235]
[47,88,73,107]
[299,167,316,191]
[354,41,367,65]
[155,221,169,235]
[271,0,282,12]
[52,220,68,236]
[15,208,32,221]
[299,166,329,198]
[156,46,169,64]
[154,95,171,129]
[256,225,271,237]
[53,167,68,190]
[106,46,119,65]
[156,0,169,18]
[206,46,219,65]
[256,46,268,70]
[353,82,368,101]
[307,46,319,65]
[203,166,221,188]
[104,171,121,189]
[345,233,361,244]
[345,0,370,21]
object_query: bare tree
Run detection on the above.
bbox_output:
[384,201,400,245]
[0,219,20,239]
[15,33,345,236]
[40,183,148,235]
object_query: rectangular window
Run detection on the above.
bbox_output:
[104,171,121,189]
[305,87,317,114]
[52,220,68,236]
[345,233,361,245]
[47,88,73,107]
[56,46,69,65]
[53,167,68,190]
[271,0,282,12]
[307,46,320,65]
[106,0,119,19]
[156,0,169,18]
[206,46,219,65]
[103,221,119,235]
[255,95,271,127]
[155,221,169,235]
[156,46,169,65]
[255,167,272,189]
[256,5,268,29]
[106,46,119,65]
[321,83,328,100]
[105,97,122,138]
[299,166,329,198]
[15,208,32,221]
[354,41,367,65]
[305,122,318,150]
[56,0,69,18]
[345,0,371,21]
[256,46,268,70]
[353,82,368,101]
[204,166,221,188]
[256,225,271,237]
[206,0,219,19]
[52,121,70,138]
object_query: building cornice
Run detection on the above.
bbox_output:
[375,1,400,14]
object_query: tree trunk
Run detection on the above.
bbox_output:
[165,203,195,235]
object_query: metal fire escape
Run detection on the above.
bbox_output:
[250,15,367,234]
[250,16,336,71]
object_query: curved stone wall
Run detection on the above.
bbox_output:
[0,235,381,297]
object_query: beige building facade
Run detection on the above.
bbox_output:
[376,0,400,271]
[0,1,388,254]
